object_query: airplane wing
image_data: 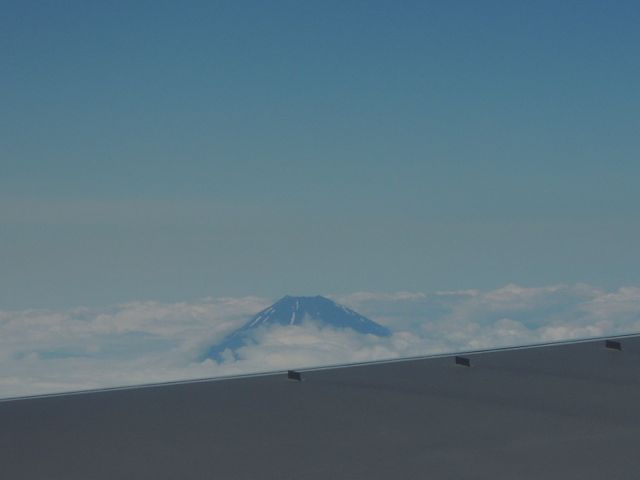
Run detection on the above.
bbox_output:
[1,334,638,479]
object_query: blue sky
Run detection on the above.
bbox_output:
[2,1,640,308]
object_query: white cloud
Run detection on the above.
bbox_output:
[1,284,640,398]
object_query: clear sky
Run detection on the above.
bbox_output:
[2,1,639,308]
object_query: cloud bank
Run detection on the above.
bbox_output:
[1,284,640,398]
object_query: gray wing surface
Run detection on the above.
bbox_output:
[2,335,639,479]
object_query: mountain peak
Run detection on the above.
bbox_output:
[244,295,388,334]
[206,295,391,361]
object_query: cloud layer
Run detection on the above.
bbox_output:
[1,284,640,398]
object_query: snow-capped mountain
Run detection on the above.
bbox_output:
[206,295,391,361]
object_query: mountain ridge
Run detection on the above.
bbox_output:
[206,295,391,361]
